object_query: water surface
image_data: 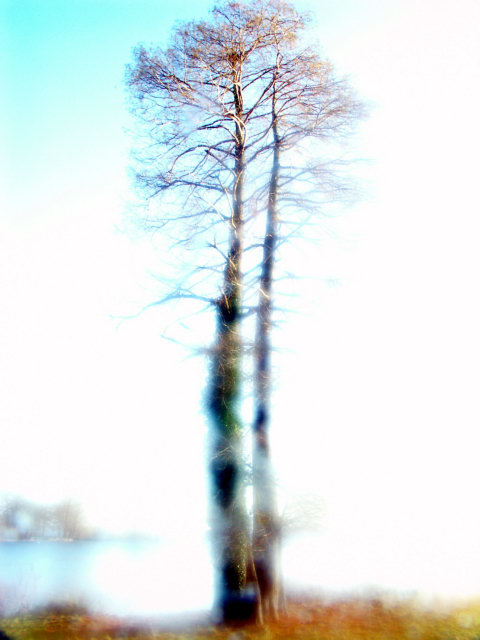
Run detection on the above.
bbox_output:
[0,539,213,617]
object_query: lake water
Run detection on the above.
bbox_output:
[2,536,474,618]
[0,539,214,618]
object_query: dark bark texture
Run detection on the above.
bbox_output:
[207,65,256,625]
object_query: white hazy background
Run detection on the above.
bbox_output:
[2,0,480,607]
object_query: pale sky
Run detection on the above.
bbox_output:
[2,0,480,604]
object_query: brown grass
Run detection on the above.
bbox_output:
[2,596,480,639]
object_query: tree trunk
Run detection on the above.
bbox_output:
[252,94,282,621]
[208,69,256,626]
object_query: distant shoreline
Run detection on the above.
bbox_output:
[0,535,163,543]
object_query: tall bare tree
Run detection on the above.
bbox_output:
[128,2,292,623]
[127,0,363,625]
[243,6,363,621]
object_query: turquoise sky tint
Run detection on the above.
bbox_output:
[3,0,213,224]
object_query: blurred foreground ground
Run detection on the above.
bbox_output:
[3,596,480,639]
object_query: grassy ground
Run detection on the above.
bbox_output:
[2,597,480,639]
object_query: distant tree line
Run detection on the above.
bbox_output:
[0,496,93,541]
